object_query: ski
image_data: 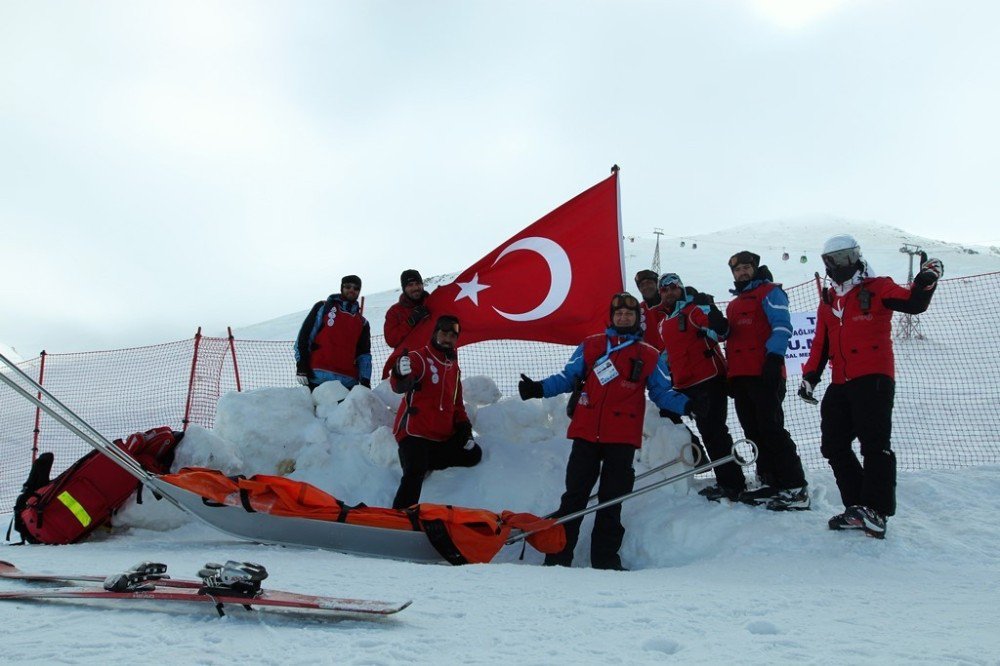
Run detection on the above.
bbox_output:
[0,561,410,617]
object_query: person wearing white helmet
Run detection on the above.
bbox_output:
[799,234,943,539]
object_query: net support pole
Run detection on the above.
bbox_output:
[30,350,47,463]
[227,327,242,393]
[182,327,202,431]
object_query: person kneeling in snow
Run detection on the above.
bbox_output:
[389,315,482,509]
[518,292,695,571]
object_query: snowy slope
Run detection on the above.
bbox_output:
[233,216,1000,342]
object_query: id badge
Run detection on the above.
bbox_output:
[594,358,619,385]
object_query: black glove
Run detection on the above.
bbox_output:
[296,360,310,375]
[683,393,709,420]
[406,305,431,327]
[705,306,729,336]
[798,371,820,404]
[454,421,473,441]
[913,258,943,289]
[762,353,785,391]
[358,378,371,389]
[690,291,715,306]
[659,408,683,424]
[518,374,544,400]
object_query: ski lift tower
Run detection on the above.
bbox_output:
[652,228,664,275]
[896,243,924,340]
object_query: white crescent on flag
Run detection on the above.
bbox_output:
[490,237,572,322]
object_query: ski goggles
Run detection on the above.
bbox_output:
[658,273,682,289]
[821,246,861,270]
[610,293,639,310]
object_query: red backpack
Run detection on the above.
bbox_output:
[8,427,182,545]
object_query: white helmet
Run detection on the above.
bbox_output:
[821,234,862,283]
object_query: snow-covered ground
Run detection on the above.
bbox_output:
[3,379,1000,663]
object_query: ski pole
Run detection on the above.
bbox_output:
[541,442,703,520]
[506,439,758,545]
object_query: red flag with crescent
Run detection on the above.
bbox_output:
[384,170,624,375]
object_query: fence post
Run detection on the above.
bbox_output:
[182,328,203,431]
[31,350,47,463]
[227,326,242,393]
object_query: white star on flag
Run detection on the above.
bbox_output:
[454,273,491,306]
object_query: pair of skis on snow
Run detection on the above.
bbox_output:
[0,560,410,619]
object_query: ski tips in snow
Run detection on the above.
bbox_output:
[0,560,411,619]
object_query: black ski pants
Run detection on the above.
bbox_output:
[392,433,483,510]
[729,375,807,490]
[680,377,745,492]
[820,374,897,516]
[544,439,635,569]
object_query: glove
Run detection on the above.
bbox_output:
[913,258,943,289]
[761,353,785,391]
[518,373,544,400]
[454,421,473,441]
[798,373,820,405]
[683,393,709,420]
[358,378,371,389]
[406,305,430,327]
[659,408,683,424]
[395,355,412,376]
[690,291,715,306]
[295,373,310,386]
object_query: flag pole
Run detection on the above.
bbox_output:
[611,164,626,292]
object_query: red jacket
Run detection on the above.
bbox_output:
[296,297,370,379]
[384,294,428,348]
[725,282,783,377]
[802,276,935,384]
[640,301,665,349]
[391,345,469,443]
[657,303,727,389]
[541,332,685,448]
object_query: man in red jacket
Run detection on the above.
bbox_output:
[655,273,745,501]
[724,251,810,511]
[799,235,943,539]
[518,293,694,571]
[384,269,432,350]
[294,275,372,391]
[389,314,482,509]
[634,269,664,348]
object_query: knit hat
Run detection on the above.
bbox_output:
[400,269,423,289]
[341,274,362,289]
[728,251,760,271]
[634,269,658,287]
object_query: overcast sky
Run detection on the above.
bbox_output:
[2,0,998,356]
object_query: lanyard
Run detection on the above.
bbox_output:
[597,338,635,366]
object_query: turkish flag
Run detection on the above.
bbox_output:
[386,170,625,373]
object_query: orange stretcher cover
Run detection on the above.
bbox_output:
[161,467,564,563]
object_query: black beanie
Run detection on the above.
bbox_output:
[341,275,362,289]
[634,269,658,286]
[400,269,423,289]
[728,251,761,271]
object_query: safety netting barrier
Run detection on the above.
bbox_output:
[2,273,998,510]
